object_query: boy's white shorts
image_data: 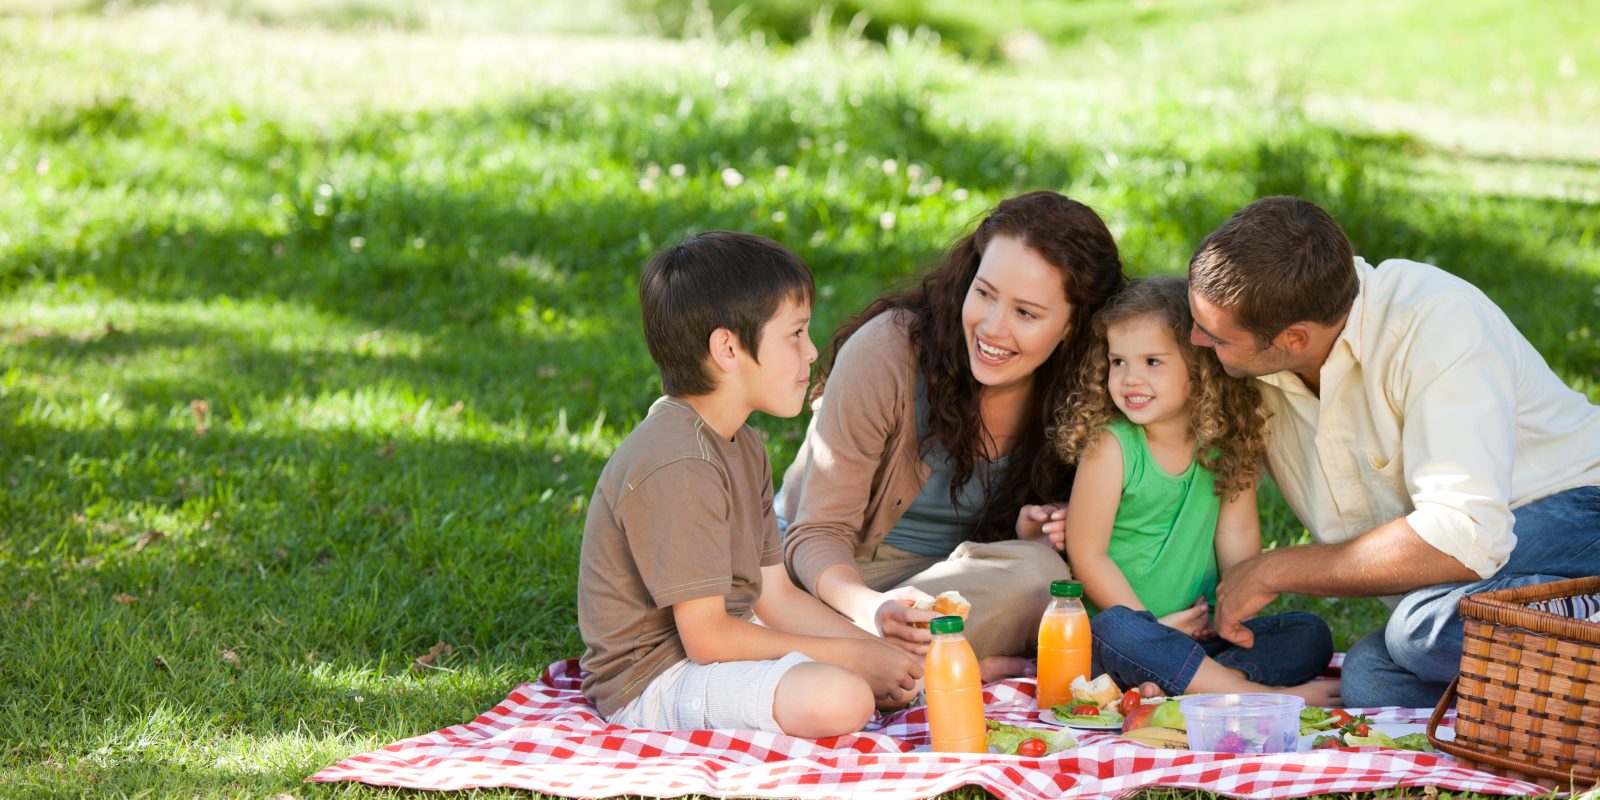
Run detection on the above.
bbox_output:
[607,651,812,733]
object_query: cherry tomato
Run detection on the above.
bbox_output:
[1118,688,1143,717]
[1069,703,1101,717]
[1329,709,1355,727]
[1017,738,1048,758]
[1354,723,1371,736]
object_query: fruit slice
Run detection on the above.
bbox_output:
[1120,726,1189,749]
[1121,699,1186,733]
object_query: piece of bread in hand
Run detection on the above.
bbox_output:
[1070,673,1122,711]
[911,591,971,628]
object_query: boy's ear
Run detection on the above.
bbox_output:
[706,327,741,374]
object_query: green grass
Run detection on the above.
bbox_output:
[1,1,1596,798]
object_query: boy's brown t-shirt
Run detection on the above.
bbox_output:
[577,396,783,717]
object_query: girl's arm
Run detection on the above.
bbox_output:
[1062,430,1144,611]
[1213,483,1262,576]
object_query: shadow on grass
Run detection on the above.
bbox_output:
[12,84,1596,372]
[8,70,1109,331]
[3,313,657,428]
[632,0,1251,62]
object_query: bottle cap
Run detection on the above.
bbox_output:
[1050,580,1083,598]
[929,615,965,635]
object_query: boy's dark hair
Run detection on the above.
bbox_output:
[639,231,816,397]
[1188,196,1358,347]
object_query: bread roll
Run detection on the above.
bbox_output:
[1070,673,1121,711]
[911,590,971,628]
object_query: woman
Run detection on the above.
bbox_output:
[780,191,1127,679]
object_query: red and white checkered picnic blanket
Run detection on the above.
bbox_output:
[308,658,1548,799]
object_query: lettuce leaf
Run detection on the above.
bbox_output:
[1343,731,1400,748]
[1298,707,1338,735]
[984,720,1077,754]
[1391,733,1435,752]
[1323,729,1433,752]
[1049,705,1124,727]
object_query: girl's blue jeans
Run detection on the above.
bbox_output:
[1090,606,1333,696]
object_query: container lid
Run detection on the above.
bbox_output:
[1178,692,1305,717]
[929,615,965,635]
[1050,580,1083,598]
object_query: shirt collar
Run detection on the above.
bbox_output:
[1334,256,1374,365]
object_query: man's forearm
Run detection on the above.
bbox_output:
[1264,516,1480,597]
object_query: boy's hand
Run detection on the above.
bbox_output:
[1015,503,1068,551]
[848,639,922,710]
[1156,597,1211,639]
[874,587,937,655]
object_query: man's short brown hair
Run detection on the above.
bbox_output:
[1187,196,1358,346]
[639,231,815,397]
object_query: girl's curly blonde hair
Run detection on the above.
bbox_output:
[1050,275,1268,500]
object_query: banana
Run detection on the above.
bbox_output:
[1119,726,1189,749]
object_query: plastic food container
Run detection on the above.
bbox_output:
[1179,693,1305,754]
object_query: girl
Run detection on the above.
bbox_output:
[780,191,1127,681]
[1051,276,1339,703]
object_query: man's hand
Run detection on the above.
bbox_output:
[873,586,937,655]
[847,638,923,711]
[1212,550,1286,648]
[1215,518,1483,649]
[1016,502,1068,551]
[1157,597,1211,639]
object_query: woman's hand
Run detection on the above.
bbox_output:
[1015,502,1068,551]
[1156,597,1212,639]
[872,586,938,656]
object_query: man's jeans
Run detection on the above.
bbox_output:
[1091,605,1334,695]
[1342,485,1600,708]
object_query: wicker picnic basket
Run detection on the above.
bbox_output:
[1425,575,1600,787]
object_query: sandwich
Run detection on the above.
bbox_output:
[1070,673,1122,712]
[912,590,971,627]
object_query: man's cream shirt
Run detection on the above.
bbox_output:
[1255,257,1600,584]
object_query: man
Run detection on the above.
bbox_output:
[1185,196,1600,707]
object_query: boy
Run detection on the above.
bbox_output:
[578,231,922,737]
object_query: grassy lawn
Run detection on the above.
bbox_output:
[1,1,1595,797]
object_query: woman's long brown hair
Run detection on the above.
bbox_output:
[814,191,1127,540]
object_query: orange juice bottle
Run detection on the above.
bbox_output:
[1036,580,1091,710]
[924,615,986,753]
